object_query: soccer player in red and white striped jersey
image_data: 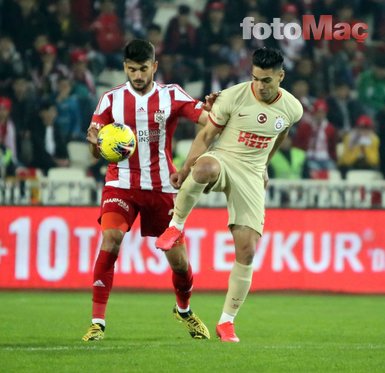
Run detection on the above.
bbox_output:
[82,39,215,341]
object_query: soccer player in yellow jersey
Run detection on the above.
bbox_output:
[156,48,303,342]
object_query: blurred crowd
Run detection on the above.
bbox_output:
[0,0,385,182]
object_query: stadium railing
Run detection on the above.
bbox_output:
[1,177,385,208]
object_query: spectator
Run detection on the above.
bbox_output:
[0,36,25,94]
[321,39,366,92]
[293,99,338,177]
[338,115,380,178]
[220,33,250,82]
[0,97,18,167]
[31,100,69,174]
[147,23,164,55]
[277,4,306,71]
[203,58,238,97]
[120,0,150,37]
[70,0,94,31]
[164,5,201,83]
[326,79,365,138]
[9,75,36,166]
[269,135,309,179]
[198,1,230,66]
[69,49,97,135]
[376,107,385,178]
[69,32,106,77]
[70,49,96,96]
[25,33,51,72]
[284,57,323,97]
[290,79,315,123]
[30,43,69,96]
[357,54,385,116]
[53,75,82,142]
[47,0,80,57]
[164,5,197,58]
[90,0,125,69]
[2,0,49,53]
[155,54,185,86]
[243,8,274,50]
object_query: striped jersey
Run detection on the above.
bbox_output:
[91,82,203,192]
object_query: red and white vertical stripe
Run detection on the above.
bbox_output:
[91,82,202,193]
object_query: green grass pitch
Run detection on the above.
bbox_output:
[0,291,384,373]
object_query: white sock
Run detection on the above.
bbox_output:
[92,318,105,327]
[177,305,190,313]
[170,220,184,231]
[218,312,234,324]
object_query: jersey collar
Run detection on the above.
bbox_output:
[250,82,282,105]
[126,81,157,99]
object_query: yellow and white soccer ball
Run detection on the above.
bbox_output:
[97,123,136,162]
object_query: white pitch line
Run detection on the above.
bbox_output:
[1,346,127,352]
[1,344,385,352]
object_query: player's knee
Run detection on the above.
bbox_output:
[193,158,220,183]
[235,245,256,265]
[102,229,124,254]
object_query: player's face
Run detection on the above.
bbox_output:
[251,66,284,103]
[124,59,158,94]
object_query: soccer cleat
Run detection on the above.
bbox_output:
[216,322,240,342]
[155,226,183,251]
[173,306,210,339]
[82,323,105,341]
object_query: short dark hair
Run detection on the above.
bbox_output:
[147,23,162,33]
[252,48,284,70]
[124,39,155,63]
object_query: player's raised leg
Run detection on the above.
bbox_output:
[165,242,210,339]
[82,212,127,341]
[216,225,258,342]
[156,157,220,251]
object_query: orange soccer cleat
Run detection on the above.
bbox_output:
[216,322,240,343]
[155,226,183,251]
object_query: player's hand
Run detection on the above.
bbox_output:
[86,123,99,145]
[263,168,269,189]
[170,168,190,189]
[202,91,221,111]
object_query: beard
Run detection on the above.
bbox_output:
[128,77,152,93]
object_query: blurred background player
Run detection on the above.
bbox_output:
[82,39,218,341]
[156,48,303,342]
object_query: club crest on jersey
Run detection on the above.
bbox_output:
[257,113,267,124]
[274,116,285,131]
[154,110,166,126]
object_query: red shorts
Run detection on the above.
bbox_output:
[99,186,175,237]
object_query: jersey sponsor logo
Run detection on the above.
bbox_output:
[257,113,267,124]
[103,198,129,211]
[137,106,146,112]
[238,113,249,117]
[137,129,160,143]
[238,131,272,149]
[154,110,166,127]
[274,116,285,131]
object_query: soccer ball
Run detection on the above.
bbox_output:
[97,123,136,162]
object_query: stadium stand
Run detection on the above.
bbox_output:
[0,0,384,208]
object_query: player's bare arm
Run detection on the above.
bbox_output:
[86,123,101,158]
[171,122,222,188]
[263,127,290,188]
[197,91,221,126]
